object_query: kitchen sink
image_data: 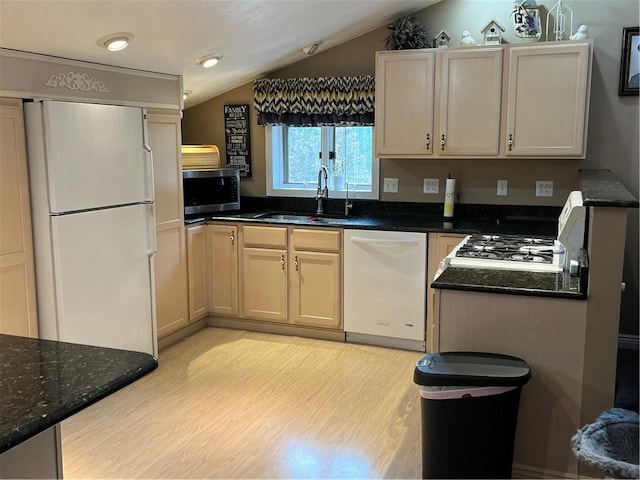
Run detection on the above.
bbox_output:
[252,212,353,224]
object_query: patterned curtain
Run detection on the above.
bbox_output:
[253,75,375,126]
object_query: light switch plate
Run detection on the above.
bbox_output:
[383,177,399,193]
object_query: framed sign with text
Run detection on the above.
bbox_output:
[223,104,252,177]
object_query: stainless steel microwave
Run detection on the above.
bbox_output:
[183,168,240,215]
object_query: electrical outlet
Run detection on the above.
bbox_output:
[535,180,554,197]
[497,180,508,196]
[423,178,439,194]
[383,177,399,193]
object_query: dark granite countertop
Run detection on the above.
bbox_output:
[188,199,560,238]
[579,169,639,208]
[432,266,586,300]
[0,335,157,454]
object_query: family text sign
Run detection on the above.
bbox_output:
[224,104,252,177]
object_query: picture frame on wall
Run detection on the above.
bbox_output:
[618,26,639,96]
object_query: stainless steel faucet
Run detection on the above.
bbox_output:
[344,180,353,216]
[315,165,328,215]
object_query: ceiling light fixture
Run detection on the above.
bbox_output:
[196,54,223,68]
[302,42,322,55]
[97,32,134,52]
[183,90,192,101]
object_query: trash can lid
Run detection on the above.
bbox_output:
[414,351,531,387]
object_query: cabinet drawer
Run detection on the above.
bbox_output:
[243,226,288,248]
[291,228,341,252]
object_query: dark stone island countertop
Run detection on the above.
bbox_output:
[0,335,157,454]
[432,266,587,300]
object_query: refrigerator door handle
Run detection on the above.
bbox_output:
[143,144,155,203]
[147,202,157,256]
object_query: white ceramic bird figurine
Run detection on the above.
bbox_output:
[460,30,476,46]
[570,25,588,40]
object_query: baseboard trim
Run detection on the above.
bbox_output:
[345,331,425,352]
[157,319,207,351]
[207,316,346,343]
[511,463,578,479]
[619,334,639,350]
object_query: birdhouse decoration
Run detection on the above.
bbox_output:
[433,30,451,48]
[481,20,505,45]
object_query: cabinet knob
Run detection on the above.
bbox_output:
[425,133,431,150]
[281,254,285,270]
[294,255,299,271]
[230,233,235,245]
[508,134,513,151]
[441,134,446,151]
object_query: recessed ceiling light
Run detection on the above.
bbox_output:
[97,32,134,52]
[196,54,223,68]
[183,90,192,101]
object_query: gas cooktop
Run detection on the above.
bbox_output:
[447,234,565,273]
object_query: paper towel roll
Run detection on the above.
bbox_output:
[443,177,455,218]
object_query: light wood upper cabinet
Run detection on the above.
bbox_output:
[147,112,189,338]
[436,48,503,156]
[187,224,208,322]
[375,41,592,159]
[504,42,591,156]
[0,98,38,338]
[208,224,239,317]
[289,229,341,329]
[375,50,435,157]
[147,113,184,224]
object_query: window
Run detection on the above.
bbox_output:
[266,125,379,199]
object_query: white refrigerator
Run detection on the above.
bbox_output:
[25,100,157,356]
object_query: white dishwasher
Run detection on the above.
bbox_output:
[344,229,427,351]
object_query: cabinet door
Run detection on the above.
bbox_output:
[426,233,466,353]
[241,247,288,323]
[147,113,189,338]
[155,225,188,336]
[208,225,238,317]
[290,251,341,329]
[0,98,38,337]
[187,225,207,322]
[437,48,502,156]
[375,50,435,157]
[147,113,184,224]
[505,42,590,156]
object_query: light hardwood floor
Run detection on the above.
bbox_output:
[61,327,424,479]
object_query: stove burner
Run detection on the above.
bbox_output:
[455,234,559,265]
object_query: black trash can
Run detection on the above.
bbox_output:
[413,351,531,479]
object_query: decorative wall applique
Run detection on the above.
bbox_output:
[512,1,541,41]
[44,72,109,92]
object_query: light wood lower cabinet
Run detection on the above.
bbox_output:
[155,224,189,336]
[0,98,38,338]
[187,225,207,321]
[207,223,342,330]
[208,224,239,317]
[426,232,465,353]
[241,225,288,323]
[289,229,341,329]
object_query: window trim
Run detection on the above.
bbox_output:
[265,125,379,200]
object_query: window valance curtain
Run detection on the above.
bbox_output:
[253,75,375,127]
